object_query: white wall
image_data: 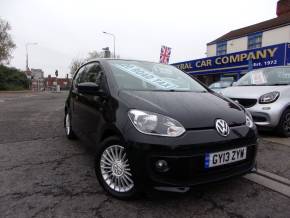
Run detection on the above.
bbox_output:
[206,25,290,57]
[262,25,290,47]
[206,36,247,57]
[206,44,216,57]
[227,36,248,54]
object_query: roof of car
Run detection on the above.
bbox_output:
[86,58,159,64]
[208,12,290,45]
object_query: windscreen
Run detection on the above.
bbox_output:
[236,67,290,86]
[107,60,207,92]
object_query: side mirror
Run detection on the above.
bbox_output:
[77,82,101,95]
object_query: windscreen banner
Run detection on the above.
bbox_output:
[172,43,289,75]
[112,63,178,89]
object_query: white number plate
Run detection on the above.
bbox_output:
[205,147,247,168]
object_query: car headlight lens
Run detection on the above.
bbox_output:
[246,114,254,128]
[128,109,185,137]
[259,91,279,104]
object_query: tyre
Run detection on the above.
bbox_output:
[277,109,290,137]
[95,136,138,200]
[64,111,76,139]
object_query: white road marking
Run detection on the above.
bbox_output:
[244,173,290,198]
[262,137,290,147]
[24,94,38,97]
[256,169,290,186]
[0,99,4,103]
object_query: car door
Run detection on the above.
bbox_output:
[70,65,86,134]
[75,62,108,145]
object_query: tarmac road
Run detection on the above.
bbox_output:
[0,91,289,218]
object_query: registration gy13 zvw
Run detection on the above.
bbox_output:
[205,147,247,168]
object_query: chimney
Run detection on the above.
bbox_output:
[276,0,290,16]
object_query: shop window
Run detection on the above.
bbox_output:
[216,42,227,56]
[248,33,262,50]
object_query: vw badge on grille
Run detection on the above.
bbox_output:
[215,119,230,137]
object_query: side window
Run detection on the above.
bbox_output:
[79,62,103,84]
[73,66,85,90]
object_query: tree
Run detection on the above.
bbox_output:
[0,65,28,90]
[69,49,120,77]
[87,50,103,59]
[69,49,117,77]
[0,18,16,64]
[69,58,84,77]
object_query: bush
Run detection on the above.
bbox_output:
[0,65,29,90]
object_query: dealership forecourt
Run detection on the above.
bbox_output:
[0,90,290,217]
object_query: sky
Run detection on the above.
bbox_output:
[0,0,277,77]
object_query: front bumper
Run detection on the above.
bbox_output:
[247,103,283,128]
[125,126,258,190]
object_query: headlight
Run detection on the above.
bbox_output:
[259,91,279,104]
[128,109,185,137]
[245,114,254,128]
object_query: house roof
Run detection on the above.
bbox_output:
[207,12,290,45]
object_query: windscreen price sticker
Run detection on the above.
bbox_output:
[112,63,178,89]
[251,71,267,85]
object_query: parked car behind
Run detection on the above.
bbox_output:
[65,59,258,199]
[209,80,233,93]
[222,66,290,137]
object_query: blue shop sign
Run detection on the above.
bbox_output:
[173,43,289,75]
[287,43,290,66]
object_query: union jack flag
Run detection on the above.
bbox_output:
[159,45,171,64]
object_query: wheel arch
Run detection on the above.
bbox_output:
[285,104,290,111]
[276,104,290,137]
[279,103,290,120]
[100,126,124,142]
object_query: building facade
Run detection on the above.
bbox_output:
[173,0,290,85]
[30,68,44,80]
[44,75,71,90]
[30,68,45,91]
[24,68,45,91]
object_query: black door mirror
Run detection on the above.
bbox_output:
[77,82,101,95]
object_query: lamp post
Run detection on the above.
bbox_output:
[25,42,37,90]
[25,42,38,71]
[102,31,115,58]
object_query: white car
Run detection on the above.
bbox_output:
[209,80,233,93]
[222,66,290,137]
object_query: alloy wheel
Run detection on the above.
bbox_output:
[100,145,134,193]
[65,113,71,135]
[283,112,290,133]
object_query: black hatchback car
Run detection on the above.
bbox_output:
[64,59,258,199]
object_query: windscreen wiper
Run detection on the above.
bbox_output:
[269,83,290,86]
[238,84,259,86]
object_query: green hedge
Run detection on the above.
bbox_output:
[0,65,29,90]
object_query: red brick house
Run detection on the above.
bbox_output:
[45,75,72,90]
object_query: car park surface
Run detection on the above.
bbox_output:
[0,91,290,217]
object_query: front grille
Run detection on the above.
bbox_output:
[231,98,257,108]
[253,115,267,122]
